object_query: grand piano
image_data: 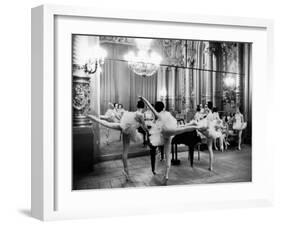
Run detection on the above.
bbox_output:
[148,128,201,173]
[171,130,201,167]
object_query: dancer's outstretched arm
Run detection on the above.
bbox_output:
[140,96,159,119]
[87,115,122,131]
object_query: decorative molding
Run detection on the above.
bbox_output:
[99,36,135,45]
[221,42,238,58]
[72,75,92,126]
[186,41,196,67]
[158,39,185,66]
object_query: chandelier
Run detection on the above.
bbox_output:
[124,39,162,77]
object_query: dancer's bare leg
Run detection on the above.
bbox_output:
[106,129,110,145]
[162,137,172,185]
[88,115,122,130]
[122,133,131,181]
[162,125,198,137]
[100,115,110,120]
[207,138,214,171]
[238,130,242,150]
[219,135,224,152]
[213,139,218,151]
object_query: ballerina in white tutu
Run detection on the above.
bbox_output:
[100,102,121,122]
[196,104,225,171]
[232,107,247,150]
[88,100,147,181]
[140,96,202,185]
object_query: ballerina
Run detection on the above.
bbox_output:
[88,100,147,181]
[232,107,247,150]
[139,96,202,185]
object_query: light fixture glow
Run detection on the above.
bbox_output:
[124,39,162,77]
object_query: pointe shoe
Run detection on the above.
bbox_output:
[162,177,168,186]
[122,170,132,182]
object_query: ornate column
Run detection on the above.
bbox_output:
[72,70,92,126]
[72,35,105,127]
[204,42,212,104]
[166,67,176,111]
[186,41,196,110]
[205,42,219,107]
[236,43,242,108]
[214,44,223,111]
[212,51,217,106]
[72,35,107,171]
[157,66,168,105]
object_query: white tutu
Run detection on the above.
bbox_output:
[233,122,247,130]
[148,111,177,146]
[120,111,143,142]
[197,118,222,139]
[232,113,247,131]
[159,111,177,132]
[149,121,164,146]
[104,109,117,122]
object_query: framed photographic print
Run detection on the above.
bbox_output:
[31,4,274,221]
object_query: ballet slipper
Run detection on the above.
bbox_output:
[162,177,168,186]
[122,170,132,182]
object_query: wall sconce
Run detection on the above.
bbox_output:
[72,45,107,127]
[159,88,167,101]
[224,76,235,88]
[77,46,107,74]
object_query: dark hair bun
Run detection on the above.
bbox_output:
[137,100,145,109]
[155,101,165,113]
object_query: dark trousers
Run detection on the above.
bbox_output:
[149,145,164,173]
[138,127,147,145]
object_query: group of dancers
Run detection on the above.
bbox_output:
[194,102,247,152]
[87,97,247,185]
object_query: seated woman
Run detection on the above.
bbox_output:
[194,104,206,122]
[100,103,121,145]
[88,100,147,182]
[100,102,120,122]
[140,96,201,185]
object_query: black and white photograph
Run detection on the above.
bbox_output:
[72,34,252,190]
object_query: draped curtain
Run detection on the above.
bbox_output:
[100,43,157,113]
[129,71,157,111]
[100,59,119,114]
[100,41,251,123]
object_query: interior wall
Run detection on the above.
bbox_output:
[98,39,252,126]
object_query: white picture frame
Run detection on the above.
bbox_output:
[31,4,274,221]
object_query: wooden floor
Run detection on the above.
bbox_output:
[73,145,252,190]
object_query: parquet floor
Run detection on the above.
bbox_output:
[73,145,252,190]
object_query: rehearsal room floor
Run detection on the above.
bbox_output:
[73,145,252,190]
